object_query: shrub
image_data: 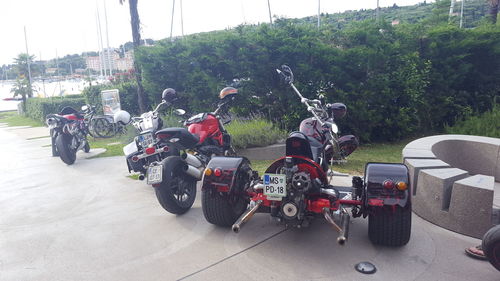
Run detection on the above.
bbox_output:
[226,118,286,149]
[24,95,87,122]
[445,104,500,138]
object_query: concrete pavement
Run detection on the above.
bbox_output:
[0,126,498,281]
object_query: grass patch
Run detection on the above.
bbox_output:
[127,174,140,180]
[88,125,136,158]
[226,118,286,149]
[0,111,44,127]
[445,105,500,138]
[249,140,408,176]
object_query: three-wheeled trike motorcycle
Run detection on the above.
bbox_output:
[200,65,411,246]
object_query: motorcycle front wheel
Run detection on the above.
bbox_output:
[154,156,197,215]
[55,133,76,165]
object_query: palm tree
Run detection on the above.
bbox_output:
[490,0,499,24]
[13,53,35,98]
[119,0,146,113]
[10,77,35,111]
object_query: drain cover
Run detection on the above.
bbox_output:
[355,261,377,274]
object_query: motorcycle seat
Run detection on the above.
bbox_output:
[59,106,84,119]
[155,127,200,149]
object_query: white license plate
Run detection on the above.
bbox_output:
[263,174,286,201]
[139,133,154,148]
[147,164,163,185]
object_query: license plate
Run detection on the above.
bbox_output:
[263,174,286,201]
[138,132,154,148]
[147,164,163,184]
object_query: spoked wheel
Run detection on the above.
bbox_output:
[90,117,115,138]
[155,156,197,215]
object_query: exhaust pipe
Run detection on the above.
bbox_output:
[183,164,203,180]
[232,200,263,233]
[181,153,203,168]
[337,212,350,245]
[322,208,350,245]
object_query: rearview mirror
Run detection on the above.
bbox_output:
[81,105,88,111]
[174,109,186,116]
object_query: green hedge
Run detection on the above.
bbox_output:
[24,95,87,122]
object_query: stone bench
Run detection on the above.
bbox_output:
[403,135,500,238]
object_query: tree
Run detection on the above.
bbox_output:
[119,0,146,113]
[13,53,35,98]
[10,77,35,110]
[489,0,499,24]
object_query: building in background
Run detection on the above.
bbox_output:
[85,49,134,73]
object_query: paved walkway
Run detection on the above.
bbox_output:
[0,126,498,280]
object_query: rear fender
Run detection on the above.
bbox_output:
[364,163,410,208]
[202,156,251,193]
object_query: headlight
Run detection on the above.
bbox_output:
[331,124,339,134]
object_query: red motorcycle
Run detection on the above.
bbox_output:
[201,65,412,247]
[46,105,93,165]
[147,87,238,215]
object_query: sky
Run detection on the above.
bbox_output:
[0,0,429,66]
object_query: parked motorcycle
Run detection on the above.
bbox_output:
[123,88,181,179]
[148,87,238,215]
[201,65,412,247]
[46,105,93,165]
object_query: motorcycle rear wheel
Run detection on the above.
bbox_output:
[55,134,76,165]
[155,156,197,215]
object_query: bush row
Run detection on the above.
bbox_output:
[24,95,87,122]
[136,17,500,142]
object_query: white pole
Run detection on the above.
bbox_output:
[449,0,456,22]
[267,0,273,25]
[95,13,103,77]
[459,0,465,28]
[103,0,113,75]
[170,0,176,41]
[96,5,107,77]
[180,0,184,37]
[317,0,320,29]
[24,26,33,97]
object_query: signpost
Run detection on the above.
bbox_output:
[101,89,121,115]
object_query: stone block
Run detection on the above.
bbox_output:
[404,159,450,196]
[449,175,495,238]
[413,168,468,224]
[432,139,500,178]
[401,148,436,161]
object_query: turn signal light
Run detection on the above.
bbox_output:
[396,181,408,191]
[131,156,139,162]
[145,147,156,155]
[383,180,394,189]
[204,168,213,176]
[162,146,170,152]
[214,168,222,177]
